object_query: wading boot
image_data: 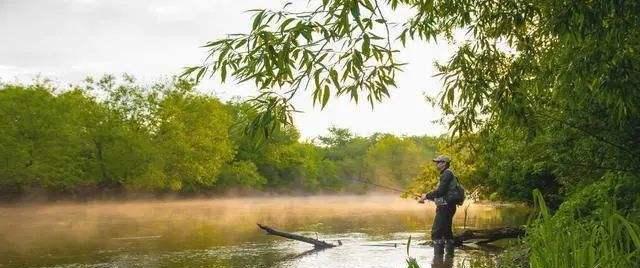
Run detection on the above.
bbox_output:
[444,239,455,257]
[433,239,445,257]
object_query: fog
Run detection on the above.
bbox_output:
[0,195,528,267]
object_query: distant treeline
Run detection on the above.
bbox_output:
[0,75,442,199]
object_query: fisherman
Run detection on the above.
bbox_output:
[419,155,458,258]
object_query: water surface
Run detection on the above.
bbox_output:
[0,195,529,267]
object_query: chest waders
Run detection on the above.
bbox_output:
[431,171,459,258]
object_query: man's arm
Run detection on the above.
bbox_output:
[425,170,454,200]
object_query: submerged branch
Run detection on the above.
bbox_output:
[257,223,338,249]
[420,226,526,246]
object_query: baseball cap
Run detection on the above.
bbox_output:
[432,155,451,163]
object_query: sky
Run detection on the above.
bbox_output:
[0,0,457,140]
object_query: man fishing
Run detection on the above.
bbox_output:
[419,155,458,258]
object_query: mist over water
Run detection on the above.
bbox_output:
[0,195,529,268]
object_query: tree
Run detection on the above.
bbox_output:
[149,80,235,191]
[0,84,95,193]
[216,160,266,189]
[365,134,424,187]
[318,127,354,147]
[187,0,640,196]
[76,76,158,191]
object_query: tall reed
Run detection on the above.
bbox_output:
[527,189,640,268]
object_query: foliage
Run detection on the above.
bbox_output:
[216,161,266,189]
[364,134,425,187]
[150,81,235,191]
[527,189,640,268]
[189,2,640,266]
[405,135,484,200]
[188,0,640,199]
[405,235,420,268]
[318,127,371,191]
[0,78,443,197]
[0,77,237,195]
[0,84,89,192]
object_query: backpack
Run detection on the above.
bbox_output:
[446,171,466,206]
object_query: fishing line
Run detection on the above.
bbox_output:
[349,178,422,198]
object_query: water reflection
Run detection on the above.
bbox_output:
[0,195,529,267]
[431,255,454,268]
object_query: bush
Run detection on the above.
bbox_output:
[526,189,640,268]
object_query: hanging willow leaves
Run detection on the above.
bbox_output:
[185,0,640,149]
[183,0,402,137]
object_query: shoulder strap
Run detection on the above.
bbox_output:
[446,169,458,186]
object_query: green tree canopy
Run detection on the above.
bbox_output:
[188,0,640,200]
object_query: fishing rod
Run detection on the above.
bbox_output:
[349,178,422,199]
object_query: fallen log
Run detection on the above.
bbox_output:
[420,226,526,246]
[257,223,338,249]
[456,226,526,245]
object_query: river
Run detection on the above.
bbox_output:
[0,195,529,268]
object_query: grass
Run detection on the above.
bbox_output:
[406,235,421,268]
[526,189,640,268]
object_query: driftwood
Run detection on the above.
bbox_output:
[257,223,523,250]
[454,226,526,245]
[420,226,526,246]
[257,223,338,249]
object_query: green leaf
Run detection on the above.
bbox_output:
[350,2,360,19]
[343,61,352,81]
[181,66,199,78]
[330,69,340,89]
[362,34,371,57]
[360,0,375,11]
[314,69,322,85]
[322,85,330,108]
[252,10,265,31]
[280,18,296,32]
[353,50,363,69]
[301,29,313,42]
[349,86,358,102]
[196,67,205,83]
[203,39,228,48]
[400,29,408,46]
[234,39,247,49]
[316,53,328,63]
[221,65,227,82]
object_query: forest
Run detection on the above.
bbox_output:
[0,76,444,199]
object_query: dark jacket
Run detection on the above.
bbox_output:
[425,169,456,200]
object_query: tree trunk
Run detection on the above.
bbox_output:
[257,223,337,249]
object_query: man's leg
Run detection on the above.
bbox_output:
[443,205,457,256]
[431,206,448,256]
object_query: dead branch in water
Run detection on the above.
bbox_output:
[257,223,338,249]
[420,226,526,246]
[257,223,523,250]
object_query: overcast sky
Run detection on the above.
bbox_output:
[0,0,456,139]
